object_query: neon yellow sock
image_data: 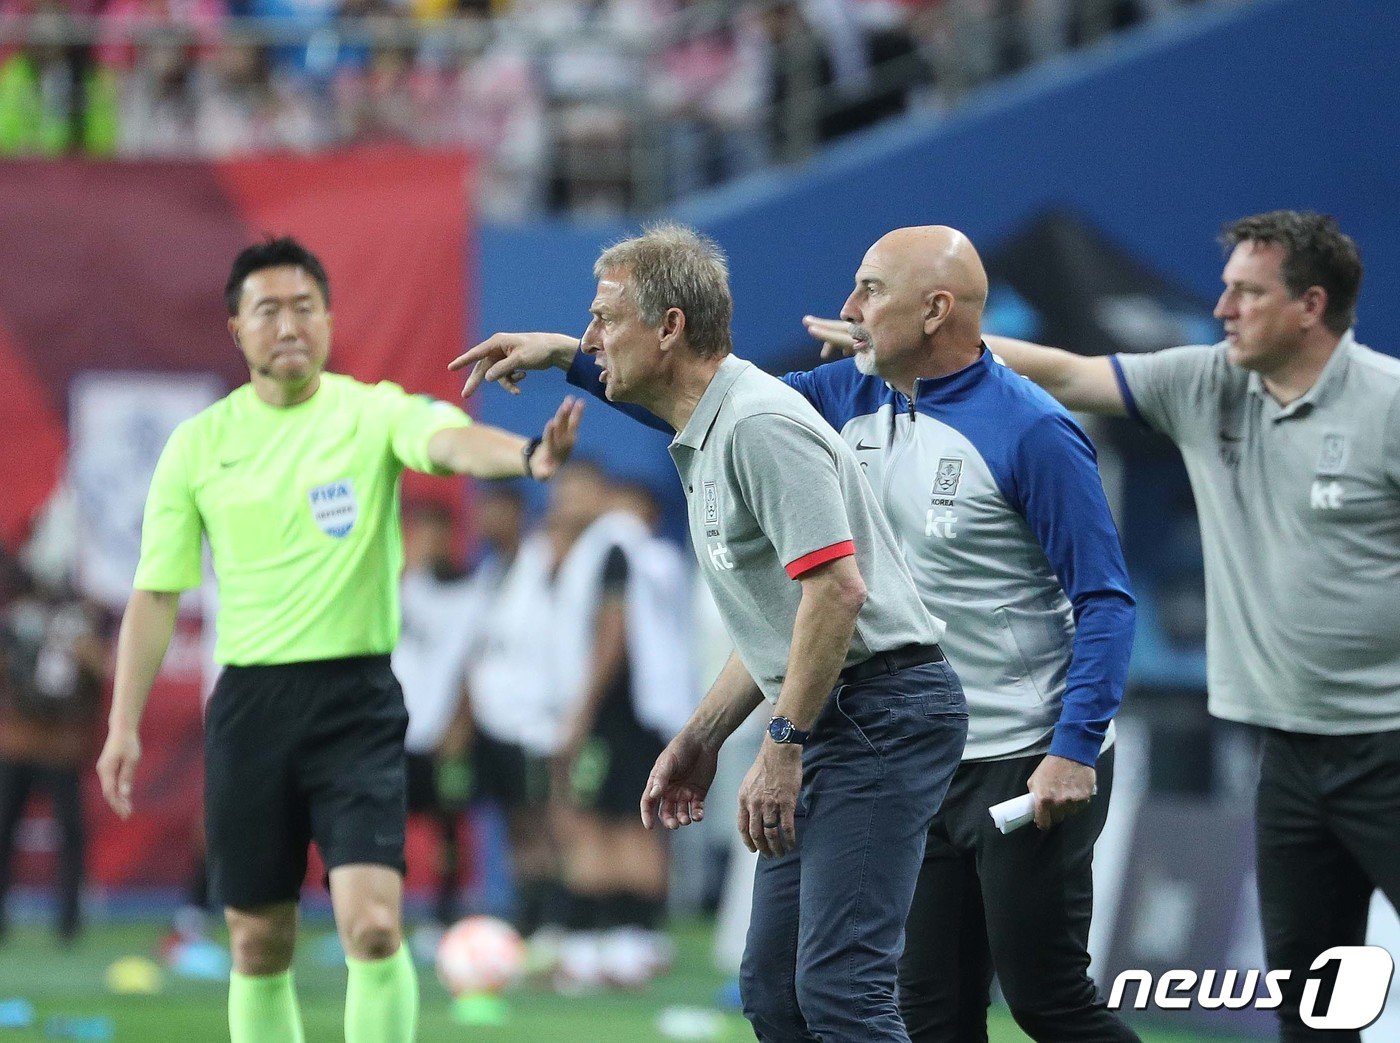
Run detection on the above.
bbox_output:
[228,969,305,1043]
[345,943,419,1043]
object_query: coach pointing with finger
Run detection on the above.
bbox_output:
[454,223,967,1042]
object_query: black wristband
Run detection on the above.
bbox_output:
[522,436,543,479]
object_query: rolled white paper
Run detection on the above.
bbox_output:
[989,793,1036,834]
[988,786,1099,835]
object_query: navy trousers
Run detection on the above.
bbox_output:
[740,660,968,1042]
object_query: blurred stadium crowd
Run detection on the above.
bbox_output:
[1,0,1210,213]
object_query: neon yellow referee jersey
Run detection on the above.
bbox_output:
[134,373,473,666]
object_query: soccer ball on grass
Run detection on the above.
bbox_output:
[435,916,526,996]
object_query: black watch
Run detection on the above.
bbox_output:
[767,715,810,746]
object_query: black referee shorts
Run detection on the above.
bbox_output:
[204,654,409,909]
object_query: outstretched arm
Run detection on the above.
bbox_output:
[800,315,1129,416]
[426,396,584,479]
[449,332,673,434]
[450,331,581,397]
[983,336,1128,416]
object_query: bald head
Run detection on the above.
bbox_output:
[841,225,988,388]
[870,225,988,318]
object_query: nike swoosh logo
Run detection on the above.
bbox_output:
[1219,433,1242,443]
[855,440,882,451]
[219,459,240,468]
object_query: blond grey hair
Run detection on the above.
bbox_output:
[594,222,733,359]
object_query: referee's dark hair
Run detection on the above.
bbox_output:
[1222,211,1362,335]
[225,236,332,316]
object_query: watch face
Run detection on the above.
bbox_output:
[769,718,792,743]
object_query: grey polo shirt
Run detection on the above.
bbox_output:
[669,355,944,704]
[1112,332,1400,734]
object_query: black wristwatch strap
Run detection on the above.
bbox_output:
[522,436,543,479]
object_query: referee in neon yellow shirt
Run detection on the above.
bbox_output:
[96,237,583,1043]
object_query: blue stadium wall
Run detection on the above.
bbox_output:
[473,0,1400,502]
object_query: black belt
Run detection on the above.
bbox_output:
[838,643,944,686]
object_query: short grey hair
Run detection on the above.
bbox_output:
[594,222,733,359]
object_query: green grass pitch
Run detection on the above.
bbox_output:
[0,919,1255,1041]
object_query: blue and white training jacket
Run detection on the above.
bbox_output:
[567,347,1135,765]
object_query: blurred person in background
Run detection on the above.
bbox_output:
[391,500,479,937]
[334,20,425,146]
[390,487,527,948]
[462,484,574,949]
[242,0,339,84]
[0,0,119,155]
[196,36,325,156]
[427,27,548,217]
[552,476,693,988]
[92,0,222,153]
[0,565,107,945]
[117,27,202,155]
[520,0,658,212]
[650,0,769,198]
[755,0,927,161]
[531,460,612,984]
[985,211,1400,1043]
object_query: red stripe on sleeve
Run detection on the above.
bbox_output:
[785,540,856,579]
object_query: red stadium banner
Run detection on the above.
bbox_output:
[0,148,476,886]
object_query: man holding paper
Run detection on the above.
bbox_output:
[454,225,1138,1041]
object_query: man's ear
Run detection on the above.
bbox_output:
[658,307,687,351]
[1298,286,1328,331]
[923,290,954,336]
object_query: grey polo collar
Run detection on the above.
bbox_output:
[673,355,751,450]
[1247,329,1356,420]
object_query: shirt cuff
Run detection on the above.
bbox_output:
[565,348,597,390]
[785,540,855,579]
[1048,721,1104,767]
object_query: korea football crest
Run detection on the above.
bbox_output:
[702,480,734,570]
[934,458,963,496]
[926,457,963,539]
[1307,431,1349,512]
[309,479,358,538]
[1316,431,1349,476]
